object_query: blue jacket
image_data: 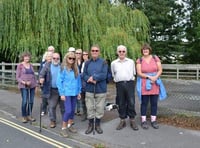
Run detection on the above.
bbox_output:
[56,68,81,96]
[83,58,108,93]
[136,73,167,101]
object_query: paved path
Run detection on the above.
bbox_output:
[0,85,200,148]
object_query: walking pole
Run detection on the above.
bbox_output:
[93,83,96,135]
[39,100,42,133]
[39,83,43,133]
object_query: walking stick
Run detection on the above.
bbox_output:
[93,83,96,135]
[39,100,42,133]
[39,83,43,133]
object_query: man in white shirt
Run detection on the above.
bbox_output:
[111,45,138,131]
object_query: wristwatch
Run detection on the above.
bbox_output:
[146,76,149,79]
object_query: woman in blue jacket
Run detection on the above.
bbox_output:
[56,52,81,138]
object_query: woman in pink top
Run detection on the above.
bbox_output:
[16,52,37,123]
[136,43,162,129]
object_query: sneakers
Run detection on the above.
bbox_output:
[141,121,159,129]
[22,117,28,123]
[130,119,139,131]
[50,121,56,128]
[68,126,77,133]
[27,116,36,122]
[141,121,149,130]
[116,119,126,130]
[151,121,159,129]
[60,129,68,138]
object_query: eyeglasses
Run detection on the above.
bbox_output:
[75,52,81,54]
[118,50,126,53]
[53,57,60,60]
[68,57,75,61]
[91,50,99,52]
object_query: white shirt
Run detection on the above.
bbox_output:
[111,57,136,82]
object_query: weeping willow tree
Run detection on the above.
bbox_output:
[0,0,149,62]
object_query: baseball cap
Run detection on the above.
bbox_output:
[68,47,75,52]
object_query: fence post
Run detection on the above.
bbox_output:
[2,62,5,85]
[176,67,179,79]
[12,63,15,85]
[197,68,199,80]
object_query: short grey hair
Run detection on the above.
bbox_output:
[117,45,127,52]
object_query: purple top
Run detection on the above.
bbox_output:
[16,63,37,88]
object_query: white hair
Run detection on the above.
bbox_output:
[117,45,127,52]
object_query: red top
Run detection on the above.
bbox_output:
[136,56,160,95]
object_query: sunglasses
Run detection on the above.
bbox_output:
[118,50,125,53]
[53,57,60,60]
[68,57,75,60]
[75,52,81,54]
[91,50,99,52]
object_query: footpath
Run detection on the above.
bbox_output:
[0,85,200,148]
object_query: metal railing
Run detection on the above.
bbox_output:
[0,62,200,116]
[0,62,199,87]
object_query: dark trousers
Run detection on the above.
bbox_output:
[141,95,158,116]
[116,81,136,119]
[81,92,87,114]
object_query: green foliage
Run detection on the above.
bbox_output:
[121,0,200,64]
[0,0,149,62]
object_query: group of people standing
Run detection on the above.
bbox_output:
[16,43,166,138]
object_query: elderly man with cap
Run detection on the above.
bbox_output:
[68,47,76,52]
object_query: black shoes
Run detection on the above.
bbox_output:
[95,125,103,134]
[151,121,159,129]
[85,123,103,134]
[85,123,94,134]
[116,120,126,130]
[141,121,159,129]
[141,121,149,130]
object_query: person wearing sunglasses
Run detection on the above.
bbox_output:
[56,52,81,138]
[83,45,108,134]
[75,49,83,116]
[111,45,139,131]
[39,52,65,129]
[80,51,89,121]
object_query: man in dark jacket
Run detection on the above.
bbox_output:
[83,45,108,134]
[39,52,64,128]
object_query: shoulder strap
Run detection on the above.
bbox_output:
[139,55,157,64]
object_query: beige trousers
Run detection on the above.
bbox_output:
[85,92,106,119]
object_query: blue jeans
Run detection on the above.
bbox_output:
[141,95,159,116]
[20,88,35,117]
